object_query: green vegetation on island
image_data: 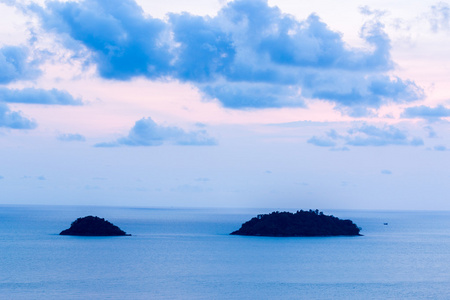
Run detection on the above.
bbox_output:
[231,209,362,237]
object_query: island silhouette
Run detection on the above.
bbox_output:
[60,216,131,236]
[231,209,361,237]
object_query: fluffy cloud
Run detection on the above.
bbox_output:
[30,0,171,80]
[0,87,82,105]
[429,2,450,32]
[346,124,424,146]
[0,46,40,84]
[0,103,37,129]
[307,130,339,147]
[0,42,80,131]
[308,124,424,148]
[27,0,422,114]
[95,117,217,147]
[402,105,450,122]
[57,133,86,142]
[0,80,81,132]
[307,136,336,147]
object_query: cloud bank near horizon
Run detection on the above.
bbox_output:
[57,133,86,142]
[308,124,424,148]
[25,0,423,115]
[95,117,217,147]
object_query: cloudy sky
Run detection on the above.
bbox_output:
[1,0,450,209]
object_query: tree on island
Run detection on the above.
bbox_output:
[60,216,131,236]
[231,209,361,237]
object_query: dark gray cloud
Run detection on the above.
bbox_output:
[95,117,217,147]
[308,123,424,148]
[402,105,450,122]
[0,87,82,105]
[0,103,37,129]
[26,0,423,114]
[57,133,86,142]
[0,45,40,84]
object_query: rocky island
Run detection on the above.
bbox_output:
[60,216,131,236]
[231,209,361,237]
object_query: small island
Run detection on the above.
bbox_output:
[231,209,361,237]
[60,216,131,236]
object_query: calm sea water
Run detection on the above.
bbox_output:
[0,205,449,299]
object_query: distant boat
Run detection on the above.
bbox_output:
[383,223,388,225]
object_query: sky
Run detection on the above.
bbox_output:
[0,0,450,210]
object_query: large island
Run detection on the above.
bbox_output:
[231,209,361,237]
[60,216,131,236]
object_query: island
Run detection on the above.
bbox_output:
[230,209,361,237]
[60,216,131,236]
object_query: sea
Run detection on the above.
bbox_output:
[0,205,449,300]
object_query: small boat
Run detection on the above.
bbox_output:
[383,223,388,225]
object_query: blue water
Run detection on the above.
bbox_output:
[1,206,449,299]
